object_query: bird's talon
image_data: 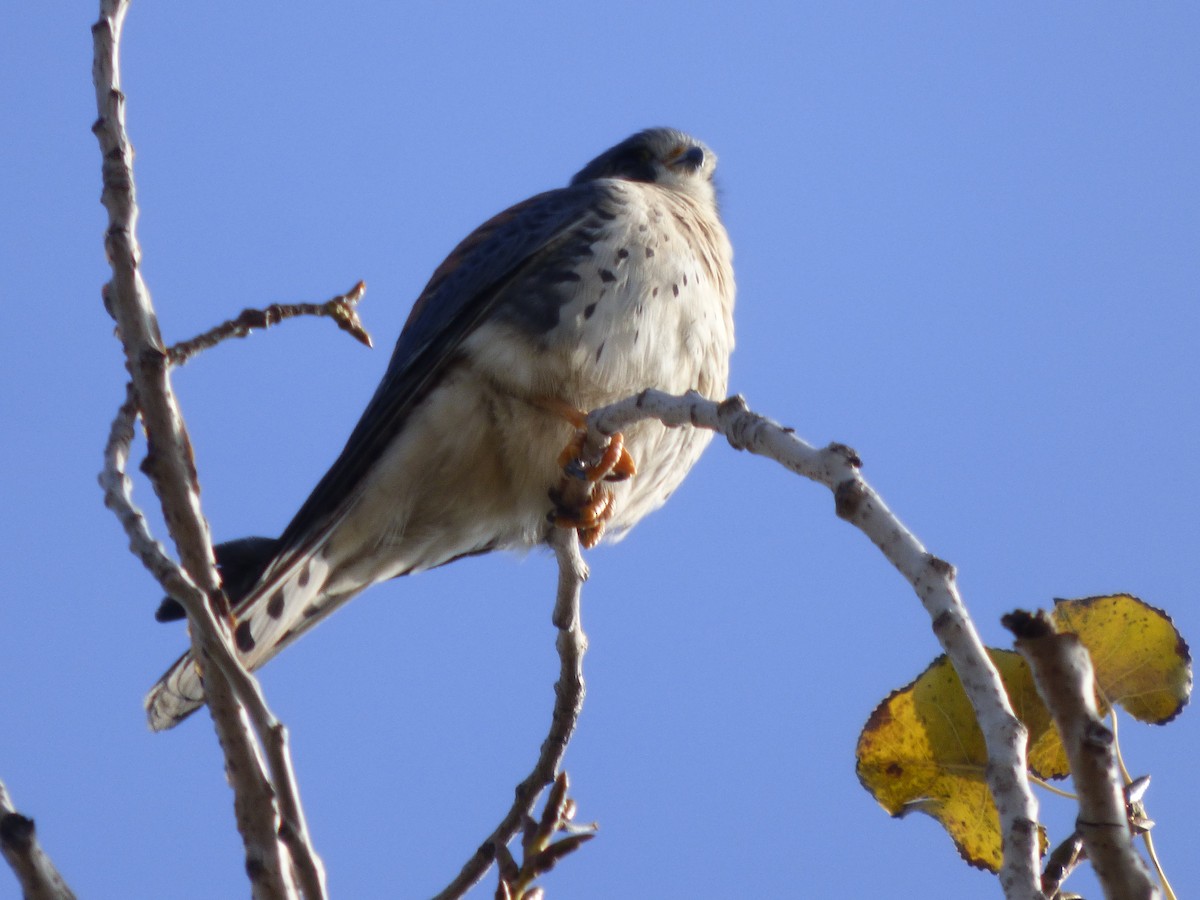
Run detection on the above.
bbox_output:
[549,480,617,551]
[551,428,631,548]
[556,430,637,483]
[552,485,614,529]
[578,523,605,549]
[603,439,637,482]
[556,430,587,469]
[580,486,615,526]
[589,432,632,483]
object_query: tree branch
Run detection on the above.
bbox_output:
[581,390,1046,899]
[0,781,76,900]
[1005,610,1160,899]
[91,3,323,896]
[167,281,371,367]
[101,387,327,898]
[435,527,589,899]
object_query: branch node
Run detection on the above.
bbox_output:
[0,813,34,852]
[826,441,862,468]
[926,554,956,581]
[716,394,751,449]
[833,478,866,519]
[1000,609,1055,640]
[716,393,748,418]
[1083,721,1114,749]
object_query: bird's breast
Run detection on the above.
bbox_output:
[481,181,735,409]
[458,180,736,540]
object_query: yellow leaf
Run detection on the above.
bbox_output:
[1052,594,1192,724]
[856,651,1051,871]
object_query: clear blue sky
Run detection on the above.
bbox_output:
[5,4,1198,897]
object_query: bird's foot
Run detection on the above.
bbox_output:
[549,482,614,548]
[555,429,636,483]
[550,429,637,548]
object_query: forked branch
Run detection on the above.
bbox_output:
[92,1,326,896]
[435,527,590,899]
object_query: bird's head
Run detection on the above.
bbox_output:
[570,127,718,205]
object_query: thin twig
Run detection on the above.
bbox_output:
[1040,830,1084,899]
[1112,714,1177,900]
[495,773,595,899]
[435,528,589,899]
[167,281,371,367]
[0,780,77,900]
[581,390,1046,900]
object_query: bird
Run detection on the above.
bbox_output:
[146,127,736,731]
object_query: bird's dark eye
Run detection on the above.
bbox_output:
[636,147,653,163]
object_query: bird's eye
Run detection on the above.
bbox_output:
[636,147,653,163]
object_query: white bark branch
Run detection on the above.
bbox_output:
[583,390,1046,899]
[434,528,589,899]
[1006,610,1160,899]
[0,781,76,900]
[101,389,326,898]
[91,3,323,897]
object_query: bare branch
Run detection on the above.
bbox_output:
[91,3,323,896]
[0,781,76,900]
[435,528,589,899]
[1039,829,1084,899]
[102,387,327,897]
[167,281,371,367]
[100,391,300,895]
[98,344,303,899]
[1005,610,1160,899]
[583,390,1046,899]
[495,773,596,899]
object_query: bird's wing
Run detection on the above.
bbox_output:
[262,180,613,586]
[146,180,616,729]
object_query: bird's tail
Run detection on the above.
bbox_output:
[145,650,210,730]
[145,536,346,732]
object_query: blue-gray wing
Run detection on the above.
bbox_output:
[260,180,616,581]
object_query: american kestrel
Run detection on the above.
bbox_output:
[147,127,736,730]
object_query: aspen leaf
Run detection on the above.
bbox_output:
[1052,594,1192,724]
[856,650,1051,870]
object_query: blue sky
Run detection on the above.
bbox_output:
[4,3,1198,897]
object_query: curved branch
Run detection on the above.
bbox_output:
[434,528,589,899]
[582,390,1046,899]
